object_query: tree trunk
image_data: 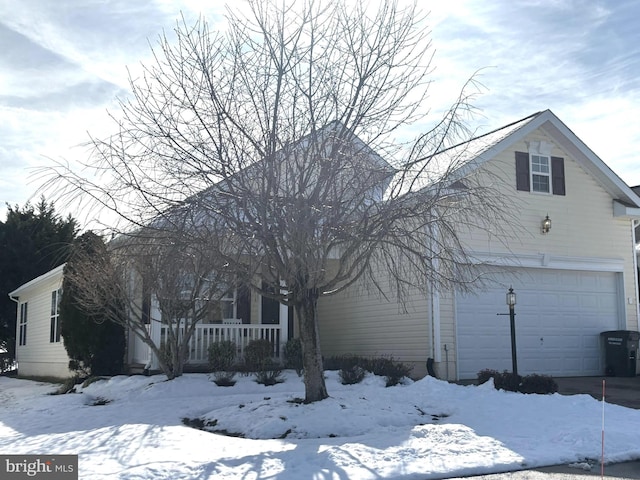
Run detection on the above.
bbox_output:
[296,289,328,403]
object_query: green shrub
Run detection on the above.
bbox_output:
[324,355,363,371]
[208,340,237,372]
[364,356,413,386]
[244,339,275,372]
[325,355,412,387]
[339,365,366,385]
[486,370,521,392]
[478,369,520,391]
[211,371,237,387]
[254,363,284,386]
[283,338,303,375]
[477,369,557,394]
[497,372,522,392]
[519,374,558,394]
[477,369,499,386]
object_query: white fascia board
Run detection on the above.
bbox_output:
[8,264,66,299]
[539,115,640,208]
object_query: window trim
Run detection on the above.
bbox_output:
[530,154,551,194]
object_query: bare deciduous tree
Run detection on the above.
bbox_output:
[65,226,237,380]
[40,0,509,402]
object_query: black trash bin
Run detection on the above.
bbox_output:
[600,330,640,377]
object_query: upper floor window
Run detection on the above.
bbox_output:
[50,288,62,343]
[531,154,551,193]
[515,147,565,196]
[19,302,27,346]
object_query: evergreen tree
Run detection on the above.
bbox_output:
[60,232,126,376]
[0,198,77,362]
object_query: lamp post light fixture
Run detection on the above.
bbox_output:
[506,287,518,376]
[542,215,552,234]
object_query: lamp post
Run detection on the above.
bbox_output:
[506,287,518,376]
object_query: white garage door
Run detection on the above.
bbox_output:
[456,269,621,379]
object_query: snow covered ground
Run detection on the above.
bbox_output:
[1,371,639,479]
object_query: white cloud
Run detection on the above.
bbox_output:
[1,0,640,221]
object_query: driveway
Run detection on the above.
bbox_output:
[447,460,640,479]
[554,375,640,409]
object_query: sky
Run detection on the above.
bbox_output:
[1,0,639,224]
[2,371,640,479]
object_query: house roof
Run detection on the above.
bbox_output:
[8,263,65,299]
[386,112,540,198]
[387,109,640,209]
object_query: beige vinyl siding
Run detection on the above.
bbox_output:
[462,129,637,331]
[317,264,431,378]
[444,127,638,379]
[14,268,72,378]
[435,292,456,380]
[316,124,639,381]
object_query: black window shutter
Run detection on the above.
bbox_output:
[515,151,530,191]
[551,156,565,196]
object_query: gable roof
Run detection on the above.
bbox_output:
[389,109,640,209]
[8,263,65,299]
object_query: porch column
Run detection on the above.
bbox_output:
[279,281,289,356]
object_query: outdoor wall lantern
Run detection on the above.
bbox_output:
[541,215,552,234]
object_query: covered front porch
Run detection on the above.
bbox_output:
[128,294,291,370]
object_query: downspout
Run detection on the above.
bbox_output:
[427,221,442,377]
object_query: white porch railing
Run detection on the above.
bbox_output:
[160,323,283,364]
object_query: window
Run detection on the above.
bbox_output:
[50,289,62,343]
[204,289,236,322]
[198,283,251,324]
[515,151,565,196]
[531,154,550,193]
[19,302,27,346]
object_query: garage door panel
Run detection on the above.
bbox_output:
[457,268,620,379]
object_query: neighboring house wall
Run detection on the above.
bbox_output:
[9,265,72,378]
